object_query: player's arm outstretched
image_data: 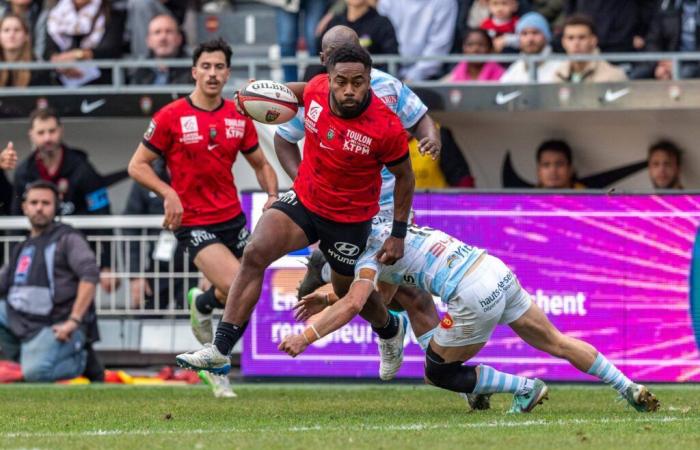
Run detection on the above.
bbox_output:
[242,147,279,210]
[128,144,183,231]
[278,269,378,357]
[285,82,307,106]
[376,158,415,265]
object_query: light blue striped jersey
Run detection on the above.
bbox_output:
[356,224,485,303]
[276,69,427,212]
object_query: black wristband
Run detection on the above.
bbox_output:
[391,220,407,238]
[69,316,82,325]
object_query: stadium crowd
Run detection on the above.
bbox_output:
[0,1,690,187]
[0,0,696,87]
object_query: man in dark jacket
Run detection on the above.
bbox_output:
[130,14,191,86]
[565,0,655,52]
[0,180,100,381]
[631,0,700,79]
[9,108,115,291]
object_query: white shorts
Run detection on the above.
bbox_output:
[433,254,532,347]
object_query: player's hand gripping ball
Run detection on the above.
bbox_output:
[238,80,298,125]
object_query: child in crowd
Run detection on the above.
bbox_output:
[480,0,519,52]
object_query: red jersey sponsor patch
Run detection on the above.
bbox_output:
[142,97,258,226]
[293,75,409,223]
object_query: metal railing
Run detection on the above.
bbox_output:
[0,51,699,95]
[1,216,200,316]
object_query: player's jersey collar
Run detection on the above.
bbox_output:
[186,95,225,113]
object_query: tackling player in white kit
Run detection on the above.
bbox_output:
[280,223,660,414]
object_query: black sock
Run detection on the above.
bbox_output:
[372,312,399,339]
[195,287,218,314]
[214,321,248,355]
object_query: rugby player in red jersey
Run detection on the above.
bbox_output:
[176,43,415,373]
[128,39,279,388]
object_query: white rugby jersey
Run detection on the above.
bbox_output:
[276,68,428,212]
[356,224,485,302]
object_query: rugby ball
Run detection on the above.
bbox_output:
[239,80,298,125]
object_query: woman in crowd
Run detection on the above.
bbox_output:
[44,0,124,86]
[0,13,49,86]
[445,28,504,82]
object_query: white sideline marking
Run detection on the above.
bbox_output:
[2,416,693,439]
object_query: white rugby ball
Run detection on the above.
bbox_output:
[239,80,298,125]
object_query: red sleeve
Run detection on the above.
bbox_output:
[142,106,172,156]
[379,119,409,167]
[240,117,259,154]
[303,74,327,104]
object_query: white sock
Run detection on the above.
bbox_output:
[472,364,534,395]
[587,353,633,395]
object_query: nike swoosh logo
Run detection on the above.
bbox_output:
[319,142,334,150]
[603,88,630,103]
[207,144,219,151]
[495,91,522,105]
[80,99,106,114]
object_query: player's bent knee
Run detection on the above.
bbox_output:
[240,241,273,270]
[424,346,477,394]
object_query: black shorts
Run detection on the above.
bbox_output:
[174,213,250,260]
[270,190,371,276]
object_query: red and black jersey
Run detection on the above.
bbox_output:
[294,74,409,223]
[142,97,259,226]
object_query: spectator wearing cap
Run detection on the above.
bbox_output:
[648,140,684,190]
[500,12,559,83]
[554,14,628,83]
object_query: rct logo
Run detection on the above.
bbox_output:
[334,242,360,257]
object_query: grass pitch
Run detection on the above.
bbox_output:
[1,383,698,450]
